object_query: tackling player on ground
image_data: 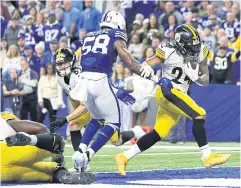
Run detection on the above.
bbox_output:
[114,24,231,176]
[0,112,95,184]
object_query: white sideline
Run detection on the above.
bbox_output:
[65,144,240,151]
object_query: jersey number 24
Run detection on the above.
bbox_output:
[82,35,110,55]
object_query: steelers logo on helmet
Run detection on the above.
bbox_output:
[174,33,181,42]
[54,48,77,77]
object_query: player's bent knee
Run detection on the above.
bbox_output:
[51,133,65,154]
[69,122,82,131]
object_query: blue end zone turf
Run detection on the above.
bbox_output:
[1,167,240,187]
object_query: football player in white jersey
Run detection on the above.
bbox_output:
[51,11,170,172]
[115,24,231,176]
[50,48,146,171]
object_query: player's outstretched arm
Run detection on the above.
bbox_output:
[8,120,49,134]
[114,40,161,83]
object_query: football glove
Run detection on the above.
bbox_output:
[140,64,154,78]
[50,116,68,133]
[184,62,199,82]
[156,77,173,94]
[116,89,136,105]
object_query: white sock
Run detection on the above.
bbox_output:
[79,143,87,152]
[123,144,141,160]
[132,126,146,138]
[19,132,37,145]
[200,144,212,159]
[87,148,95,159]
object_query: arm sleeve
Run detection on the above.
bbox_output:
[112,29,128,44]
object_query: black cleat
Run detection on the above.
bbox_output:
[5,133,31,146]
[59,172,96,184]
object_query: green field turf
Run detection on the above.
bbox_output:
[59,142,240,172]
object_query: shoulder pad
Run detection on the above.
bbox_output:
[112,29,128,43]
[156,43,167,59]
[202,44,209,58]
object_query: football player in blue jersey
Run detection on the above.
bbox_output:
[18,15,42,50]
[41,12,69,52]
[52,11,169,171]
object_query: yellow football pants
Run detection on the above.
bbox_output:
[1,141,57,182]
[71,112,119,143]
[154,86,206,139]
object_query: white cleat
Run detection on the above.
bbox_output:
[72,151,89,171]
[68,164,90,172]
[132,126,146,138]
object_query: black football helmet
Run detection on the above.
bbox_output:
[53,48,77,77]
[173,24,201,62]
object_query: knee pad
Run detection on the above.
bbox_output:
[51,133,65,154]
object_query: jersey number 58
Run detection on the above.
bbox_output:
[82,35,110,55]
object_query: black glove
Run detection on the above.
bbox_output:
[50,116,68,133]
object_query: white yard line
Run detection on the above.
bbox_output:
[91,166,240,174]
[66,144,240,151]
[64,150,240,158]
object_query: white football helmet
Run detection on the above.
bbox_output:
[100,11,126,30]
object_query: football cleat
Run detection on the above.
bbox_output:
[59,172,96,184]
[202,152,231,168]
[114,153,128,176]
[5,132,31,146]
[72,151,89,171]
[69,164,90,173]
[54,165,95,184]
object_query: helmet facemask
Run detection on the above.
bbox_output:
[55,59,73,77]
[54,48,76,77]
[185,43,201,63]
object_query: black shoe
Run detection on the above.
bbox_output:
[5,133,31,146]
[59,172,96,184]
